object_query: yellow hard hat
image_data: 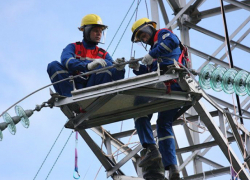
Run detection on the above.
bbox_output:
[131,18,156,42]
[79,14,107,31]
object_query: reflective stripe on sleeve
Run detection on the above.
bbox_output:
[158,135,174,142]
[50,70,69,81]
[162,33,170,40]
[77,57,105,61]
[85,57,105,61]
[66,57,75,69]
[160,42,172,52]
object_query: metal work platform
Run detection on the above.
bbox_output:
[51,0,250,179]
[55,70,201,130]
[52,66,250,180]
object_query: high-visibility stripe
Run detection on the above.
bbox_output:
[162,33,170,40]
[154,40,158,45]
[82,57,105,61]
[66,57,75,69]
[96,70,112,76]
[66,57,106,69]
[76,56,106,61]
[158,135,174,141]
[160,42,172,52]
[51,70,68,81]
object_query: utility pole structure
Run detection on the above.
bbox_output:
[51,0,250,179]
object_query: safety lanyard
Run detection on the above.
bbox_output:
[73,131,80,179]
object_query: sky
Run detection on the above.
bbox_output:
[0,0,250,180]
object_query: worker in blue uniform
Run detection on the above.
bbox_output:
[129,18,184,180]
[47,14,125,97]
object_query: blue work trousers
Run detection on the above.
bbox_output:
[134,83,182,169]
[47,61,114,97]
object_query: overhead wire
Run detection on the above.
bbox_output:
[33,125,65,180]
[176,61,250,178]
[168,60,250,177]
[1,2,249,176]
[112,0,142,56]
[114,0,143,161]
[219,1,249,177]
[129,0,140,78]
[5,1,243,179]
[219,0,244,126]
[45,131,73,180]
[82,160,94,180]
[0,0,143,118]
[0,58,142,118]
[145,0,149,19]
[175,61,250,120]
[94,165,103,180]
[0,1,139,120]
[106,0,136,52]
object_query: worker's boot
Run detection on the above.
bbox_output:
[139,144,162,167]
[140,149,165,180]
[168,165,180,180]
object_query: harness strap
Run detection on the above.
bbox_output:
[153,29,191,68]
[74,42,107,59]
[97,48,106,58]
[164,79,177,94]
[75,42,82,56]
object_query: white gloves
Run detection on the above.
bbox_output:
[87,59,107,70]
[114,57,126,71]
[129,57,140,71]
[142,54,154,65]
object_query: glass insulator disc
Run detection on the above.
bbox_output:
[211,66,226,92]
[3,112,16,135]
[222,69,238,94]
[199,64,215,89]
[15,105,30,128]
[234,70,249,96]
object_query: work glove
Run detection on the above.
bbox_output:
[142,54,154,65]
[114,57,126,71]
[87,59,107,70]
[128,57,140,71]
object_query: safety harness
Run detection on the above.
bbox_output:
[153,28,190,68]
[74,41,107,60]
[72,41,108,79]
[153,29,191,93]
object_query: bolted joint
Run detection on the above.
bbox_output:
[180,14,191,24]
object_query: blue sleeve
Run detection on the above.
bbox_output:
[149,29,180,58]
[133,64,149,75]
[105,52,114,64]
[112,68,125,80]
[61,44,88,72]
[104,52,126,81]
